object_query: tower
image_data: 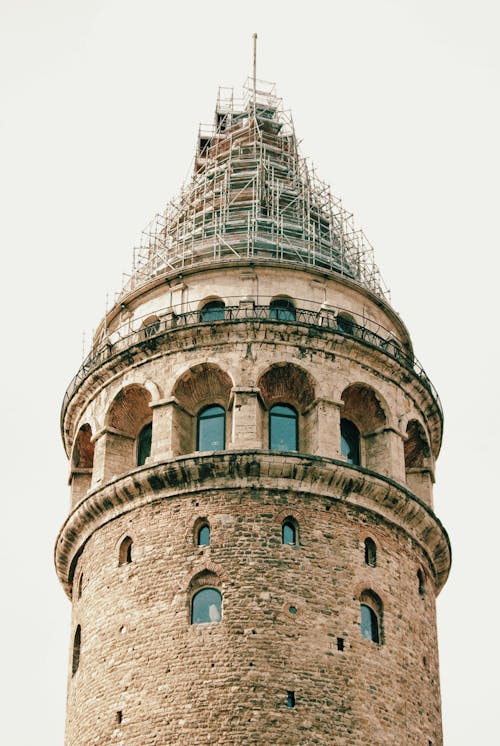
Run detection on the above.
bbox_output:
[56,76,450,745]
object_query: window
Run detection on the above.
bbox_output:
[118,536,133,565]
[197,405,226,451]
[72,625,81,675]
[360,591,383,644]
[364,537,377,567]
[77,573,83,599]
[418,569,425,597]
[269,404,298,451]
[197,523,210,546]
[340,419,360,466]
[137,422,152,466]
[286,691,296,708]
[200,300,225,322]
[191,588,222,624]
[360,604,380,643]
[282,518,297,545]
[270,298,296,321]
[143,316,160,338]
[337,313,355,335]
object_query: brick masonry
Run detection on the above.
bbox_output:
[58,263,449,745]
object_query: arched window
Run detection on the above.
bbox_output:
[197,405,226,451]
[270,298,296,321]
[142,315,160,338]
[200,300,225,322]
[197,523,210,546]
[137,422,152,466]
[282,518,298,545]
[72,625,81,675]
[364,538,377,567]
[269,404,298,451]
[360,604,380,643]
[118,536,133,565]
[191,588,222,624]
[340,419,360,466]
[360,590,383,644]
[337,313,355,335]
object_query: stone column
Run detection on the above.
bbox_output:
[91,427,135,484]
[365,426,406,482]
[230,387,264,449]
[304,397,343,459]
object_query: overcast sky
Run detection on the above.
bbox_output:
[1,1,498,743]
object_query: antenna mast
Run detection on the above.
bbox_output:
[252,33,257,114]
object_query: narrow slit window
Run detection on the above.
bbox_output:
[118,536,133,565]
[286,691,296,708]
[72,625,81,676]
[418,569,425,597]
[364,538,377,567]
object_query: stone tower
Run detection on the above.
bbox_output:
[56,78,450,745]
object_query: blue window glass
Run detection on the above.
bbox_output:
[282,520,296,545]
[270,404,298,451]
[197,405,225,451]
[137,422,152,466]
[340,419,360,466]
[198,524,210,546]
[191,588,222,624]
[200,301,225,322]
[270,298,296,321]
[360,603,379,643]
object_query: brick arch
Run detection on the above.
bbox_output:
[341,383,389,434]
[70,423,95,507]
[404,419,431,469]
[106,384,152,437]
[197,295,225,310]
[183,562,229,591]
[257,362,316,412]
[172,363,233,413]
[71,423,94,469]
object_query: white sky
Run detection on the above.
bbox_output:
[1,1,498,743]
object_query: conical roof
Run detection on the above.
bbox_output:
[121,79,388,301]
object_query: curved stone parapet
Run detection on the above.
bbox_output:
[55,451,451,598]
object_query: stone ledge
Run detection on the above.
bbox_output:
[54,451,451,599]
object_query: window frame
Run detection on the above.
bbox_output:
[340,418,361,466]
[269,403,298,452]
[200,300,225,322]
[269,297,296,321]
[282,518,298,545]
[197,404,226,452]
[191,587,223,625]
[137,421,152,466]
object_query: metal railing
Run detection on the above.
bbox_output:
[61,303,442,432]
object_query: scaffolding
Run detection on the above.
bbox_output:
[121,79,389,301]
